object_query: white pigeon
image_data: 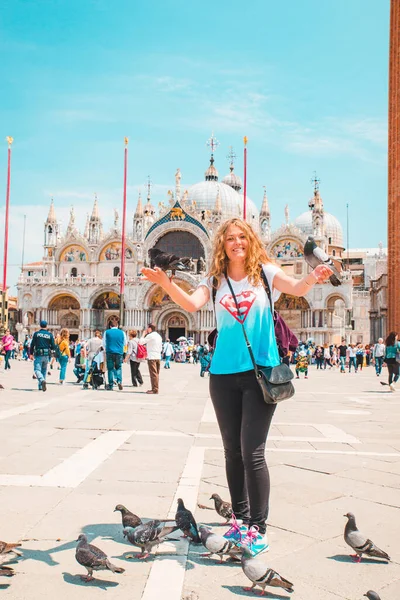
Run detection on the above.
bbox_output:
[198,525,239,562]
[344,513,390,562]
[241,544,294,594]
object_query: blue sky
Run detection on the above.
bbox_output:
[0,0,389,289]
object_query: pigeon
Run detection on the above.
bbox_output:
[175,498,201,543]
[0,540,22,564]
[344,513,390,562]
[148,248,191,273]
[210,493,233,523]
[123,520,179,559]
[303,235,342,286]
[364,592,381,600]
[75,534,125,581]
[199,525,239,562]
[0,566,15,577]
[114,504,142,529]
[241,544,294,595]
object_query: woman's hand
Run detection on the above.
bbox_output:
[312,265,333,283]
[141,267,171,288]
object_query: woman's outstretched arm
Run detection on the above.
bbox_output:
[274,264,333,297]
[141,267,210,312]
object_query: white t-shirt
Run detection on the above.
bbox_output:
[199,263,281,375]
[140,331,163,360]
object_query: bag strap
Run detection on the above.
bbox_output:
[225,275,260,379]
[259,268,274,315]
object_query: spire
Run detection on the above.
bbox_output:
[91,194,99,220]
[260,187,270,216]
[309,172,324,237]
[175,168,181,201]
[66,206,77,236]
[84,213,89,238]
[213,187,222,214]
[205,132,219,181]
[135,192,143,217]
[47,198,56,223]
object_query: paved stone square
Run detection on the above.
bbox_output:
[0,360,399,599]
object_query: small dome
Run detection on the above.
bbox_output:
[294,210,344,248]
[222,166,242,192]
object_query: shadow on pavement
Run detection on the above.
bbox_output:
[62,572,120,589]
[327,554,390,564]
[222,585,291,598]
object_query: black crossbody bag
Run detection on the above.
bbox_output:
[225,276,295,405]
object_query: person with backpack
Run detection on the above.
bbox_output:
[103,316,126,390]
[141,217,332,557]
[139,324,163,394]
[126,329,144,387]
[29,320,56,391]
[381,331,400,391]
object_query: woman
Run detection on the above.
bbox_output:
[1,329,14,370]
[314,346,323,370]
[142,218,332,557]
[323,344,331,370]
[382,331,400,392]
[126,330,143,387]
[83,330,103,387]
[356,344,365,371]
[348,344,357,372]
[57,328,71,384]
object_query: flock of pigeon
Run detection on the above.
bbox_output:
[0,494,390,598]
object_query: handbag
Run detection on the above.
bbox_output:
[226,276,295,404]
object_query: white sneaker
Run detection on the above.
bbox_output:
[390,384,395,392]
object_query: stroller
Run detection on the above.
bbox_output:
[83,350,105,390]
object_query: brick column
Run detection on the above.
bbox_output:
[388,0,400,331]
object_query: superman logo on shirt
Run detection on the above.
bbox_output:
[219,291,257,323]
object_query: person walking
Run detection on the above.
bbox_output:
[82,330,103,388]
[57,328,71,384]
[22,335,30,361]
[348,344,357,372]
[314,346,323,369]
[323,344,331,370]
[30,320,56,391]
[381,331,400,392]
[163,338,174,369]
[295,350,309,379]
[356,344,365,371]
[126,330,143,387]
[103,316,126,390]
[338,339,347,373]
[1,329,14,370]
[141,217,332,556]
[199,349,211,376]
[373,338,386,376]
[140,324,163,394]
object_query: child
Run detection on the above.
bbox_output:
[296,350,309,379]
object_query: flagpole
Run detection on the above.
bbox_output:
[243,136,248,221]
[119,137,128,328]
[1,136,13,330]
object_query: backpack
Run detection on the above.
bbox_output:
[136,343,147,360]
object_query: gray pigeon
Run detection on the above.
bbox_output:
[241,544,294,594]
[364,592,381,600]
[114,504,142,529]
[0,540,22,565]
[175,498,201,543]
[210,494,233,523]
[304,236,342,286]
[344,513,390,562]
[199,525,239,562]
[149,248,191,273]
[75,534,125,581]
[123,520,179,559]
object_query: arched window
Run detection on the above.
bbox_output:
[71,267,77,277]
[332,249,336,256]
[113,266,120,277]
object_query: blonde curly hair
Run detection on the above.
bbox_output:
[208,218,272,289]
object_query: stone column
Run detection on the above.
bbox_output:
[388,0,400,330]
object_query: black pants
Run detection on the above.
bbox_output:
[209,370,276,534]
[129,360,143,386]
[386,358,399,384]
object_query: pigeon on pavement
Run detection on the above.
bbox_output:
[241,544,294,594]
[304,236,341,286]
[123,520,179,559]
[0,566,15,577]
[75,534,125,581]
[199,525,239,562]
[175,498,201,543]
[344,513,390,562]
[0,540,22,565]
[364,592,381,600]
[209,493,233,523]
[114,504,142,529]
[149,248,191,273]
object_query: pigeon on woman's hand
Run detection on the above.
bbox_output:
[241,545,294,594]
[75,534,125,581]
[175,498,201,543]
[114,504,142,529]
[149,248,191,273]
[123,520,179,559]
[364,592,381,600]
[304,236,342,286]
[199,525,239,562]
[344,513,390,562]
[209,493,232,523]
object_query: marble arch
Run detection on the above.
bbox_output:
[325,292,350,310]
[44,289,81,309]
[144,221,211,262]
[157,305,197,332]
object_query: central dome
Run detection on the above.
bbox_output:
[294,210,344,248]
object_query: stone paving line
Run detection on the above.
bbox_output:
[0,361,399,599]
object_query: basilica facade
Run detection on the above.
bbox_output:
[18,153,357,345]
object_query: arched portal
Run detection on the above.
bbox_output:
[275,293,310,332]
[48,294,81,338]
[91,291,123,330]
[153,231,205,260]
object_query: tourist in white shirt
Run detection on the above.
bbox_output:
[373,338,386,376]
[348,344,357,373]
[140,323,163,394]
